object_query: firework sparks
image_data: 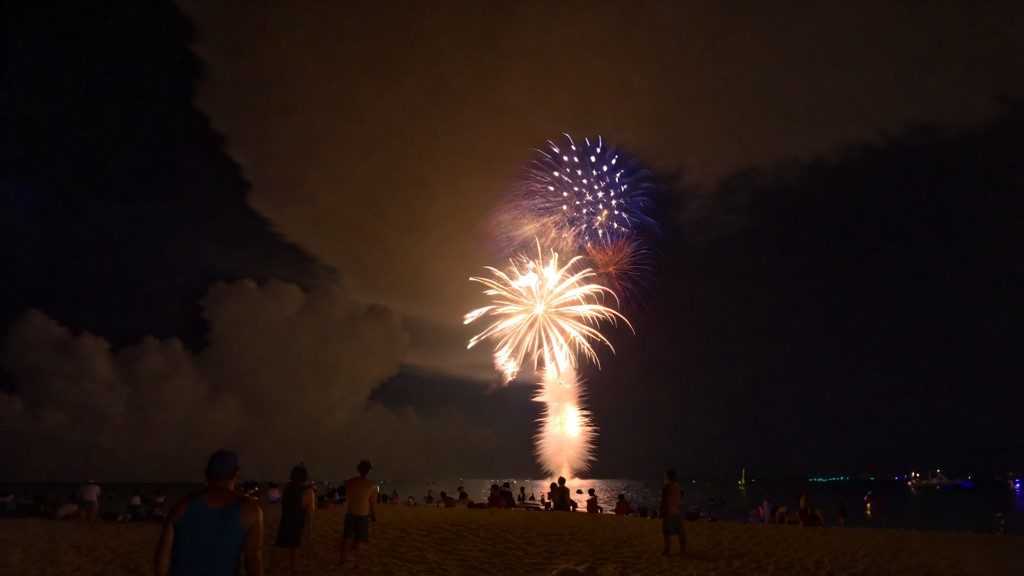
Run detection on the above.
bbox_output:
[464,244,630,383]
[500,134,657,254]
[468,134,658,478]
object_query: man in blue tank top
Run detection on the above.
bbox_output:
[154,450,265,576]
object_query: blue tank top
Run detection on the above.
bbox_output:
[171,495,247,576]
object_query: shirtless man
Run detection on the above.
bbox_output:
[339,460,377,567]
[658,469,686,556]
[154,450,264,576]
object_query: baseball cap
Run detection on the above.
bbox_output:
[205,449,240,479]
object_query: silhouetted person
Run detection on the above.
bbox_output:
[553,477,572,511]
[586,488,603,513]
[76,479,101,523]
[155,450,264,576]
[659,470,685,556]
[339,460,377,568]
[500,482,516,508]
[613,493,633,515]
[273,464,315,575]
[487,484,505,508]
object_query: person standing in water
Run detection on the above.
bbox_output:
[658,470,686,556]
[155,450,264,576]
[339,460,377,568]
[273,463,315,575]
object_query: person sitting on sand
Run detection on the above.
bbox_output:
[76,479,101,523]
[586,488,603,513]
[274,463,316,576]
[500,482,516,508]
[529,492,536,502]
[613,493,633,515]
[155,450,263,576]
[457,486,468,506]
[407,496,417,506]
[439,491,456,508]
[658,470,686,556]
[339,460,378,568]
[487,484,506,508]
[553,477,572,512]
[390,490,399,504]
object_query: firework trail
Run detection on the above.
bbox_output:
[464,245,629,477]
[533,365,596,479]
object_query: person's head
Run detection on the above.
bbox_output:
[440,491,447,498]
[549,482,558,491]
[557,476,566,486]
[204,450,241,487]
[356,460,372,476]
[588,488,596,496]
[290,463,309,482]
[502,482,510,489]
[576,489,583,494]
[490,484,499,492]
[665,469,677,485]
[617,493,625,501]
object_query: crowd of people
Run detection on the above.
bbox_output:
[23,449,895,573]
[0,482,169,523]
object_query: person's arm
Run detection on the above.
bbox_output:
[369,487,377,521]
[154,496,191,576]
[243,500,264,576]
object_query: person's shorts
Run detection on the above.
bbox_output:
[342,513,370,542]
[80,501,98,511]
[662,513,683,535]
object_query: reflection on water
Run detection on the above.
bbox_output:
[6,477,1023,533]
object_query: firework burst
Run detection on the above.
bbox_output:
[500,134,657,253]
[464,243,630,383]
[493,134,659,305]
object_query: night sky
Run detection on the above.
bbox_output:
[2,1,1022,482]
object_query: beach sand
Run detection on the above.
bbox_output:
[2,504,1022,575]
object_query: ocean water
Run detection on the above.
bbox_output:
[5,477,1022,534]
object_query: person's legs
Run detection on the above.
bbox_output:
[661,534,672,556]
[351,540,364,567]
[677,524,686,554]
